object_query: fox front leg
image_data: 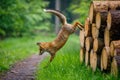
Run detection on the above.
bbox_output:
[50,55,55,62]
[43,55,55,68]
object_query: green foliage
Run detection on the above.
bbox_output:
[68,0,91,24]
[0,0,51,37]
[36,34,117,80]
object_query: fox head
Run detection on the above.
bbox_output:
[37,42,47,55]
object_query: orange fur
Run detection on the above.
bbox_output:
[37,9,83,62]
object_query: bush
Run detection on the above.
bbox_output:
[0,0,51,38]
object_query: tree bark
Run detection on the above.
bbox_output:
[111,48,120,77]
[114,48,120,56]
[111,56,120,77]
[89,1,120,24]
[107,10,120,30]
[107,11,120,40]
[110,40,120,57]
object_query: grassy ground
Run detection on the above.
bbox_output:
[0,33,54,73]
[0,33,119,80]
[36,34,118,80]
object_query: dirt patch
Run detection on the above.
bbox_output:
[0,54,47,80]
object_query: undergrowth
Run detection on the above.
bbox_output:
[36,35,118,80]
[0,33,119,80]
[0,33,54,73]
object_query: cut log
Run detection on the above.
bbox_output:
[85,51,90,66]
[101,54,103,71]
[107,11,120,40]
[107,10,120,30]
[92,23,99,39]
[85,37,93,51]
[84,18,91,37]
[89,1,120,24]
[114,48,120,56]
[80,29,85,48]
[92,52,97,72]
[95,12,107,29]
[89,1,108,24]
[93,38,104,52]
[101,47,111,70]
[80,48,85,63]
[95,12,101,29]
[104,28,110,47]
[107,12,111,30]
[99,25,106,39]
[90,49,94,68]
[90,51,101,72]
[111,56,120,77]
[111,48,120,75]
[110,40,120,57]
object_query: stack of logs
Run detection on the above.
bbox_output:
[79,1,120,77]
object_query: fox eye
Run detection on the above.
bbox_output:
[37,42,41,45]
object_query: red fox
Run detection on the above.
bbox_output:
[37,9,83,63]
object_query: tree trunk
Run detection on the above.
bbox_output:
[80,29,85,48]
[92,23,99,39]
[55,0,61,34]
[85,37,93,51]
[89,1,120,24]
[110,40,120,57]
[84,18,91,37]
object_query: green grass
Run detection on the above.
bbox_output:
[0,33,119,80]
[0,33,55,73]
[36,34,118,80]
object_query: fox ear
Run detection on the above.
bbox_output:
[36,42,41,45]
